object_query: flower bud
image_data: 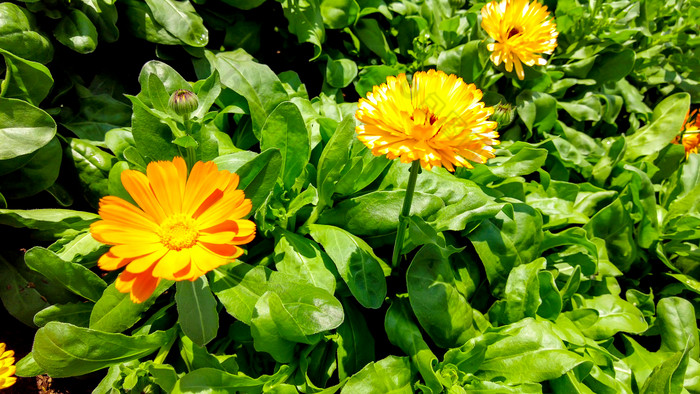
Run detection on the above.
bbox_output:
[491,102,515,130]
[169,89,199,116]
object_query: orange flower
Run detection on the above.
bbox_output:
[481,0,558,80]
[0,343,16,389]
[673,109,700,159]
[90,157,256,303]
[355,70,499,171]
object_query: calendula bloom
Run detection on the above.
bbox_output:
[673,109,700,158]
[0,343,16,389]
[481,0,558,80]
[355,70,499,171]
[90,157,255,303]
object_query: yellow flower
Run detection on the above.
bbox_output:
[90,157,256,303]
[481,0,558,80]
[355,70,499,171]
[673,109,700,158]
[0,343,16,389]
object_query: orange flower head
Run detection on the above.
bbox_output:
[674,109,700,158]
[90,157,256,303]
[355,70,499,171]
[0,343,16,389]
[481,0,558,80]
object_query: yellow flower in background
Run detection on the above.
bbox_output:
[0,343,16,389]
[481,0,558,80]
[355,70,499,171]
[674,109,700,158]
[90,157,256,303]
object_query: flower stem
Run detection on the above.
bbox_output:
[392,160,420,268]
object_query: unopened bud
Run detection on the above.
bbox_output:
[491,102,515,130]
[169,89,198,116]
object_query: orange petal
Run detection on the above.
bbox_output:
[110,243,164,258]
[147,159,185,216]
[90,223,160,245]
[98,251,132,271]
[124,248,169,274]
[152,249,192,280]
[130,274,160,303]
[195,190,247,228]
[121,169,167,223]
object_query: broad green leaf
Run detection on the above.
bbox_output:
[587,49,635,84]
[14,353,44,377]
[89,280,173,333]
[489,258,546,325]
[0,208,98,241]
[354,18,396,64]
[32,322,171,378]
[274,230,336,294]
[516,91,557,134]
[144,0,208,47]
[51,231,108,266]
[318,190,444,236]
[309,224,387,309]
[0,48,53,105]
[123,0,181,45]
[625,93,690,160]
[469,204,543,296]
[317,116,355,207]
[354,65,403,97]
[210,263,268,325]
[76,0,119,43]
[570,294,647,339]
[321,0,359,29]
[24,247,106,302]
[0,3,53,63]
[657,297,699,360]
[176,276,219,347]
[172,368,264,393]
[385,299,442,393]
[0,255,49,326]
[279,0,325,59]
[0,97,56,161]
[341,356,414,394]
[583,198,636,272]
[0,136,62,198]
[621,335,667,388]
[207,50,289,138]
[466,145,548,184]
[337,299,375,380]
[217,148,283,214]
[478,318,587,383]
[66,138,117,208]
[250,291,299,363]
[325,57,358,88]
[54,9,98,54]
[260,102,310,189]
[407,244,475,348]
[33,303,93,328]
[641,348,690,394]
[437,40,484,84]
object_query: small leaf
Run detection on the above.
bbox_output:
[176,276,219,347]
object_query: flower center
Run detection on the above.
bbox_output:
[507,27,522,39]
[159,214,199,250]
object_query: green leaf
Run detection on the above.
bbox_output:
[274,230,336,294]
[0,136,62,198]
[0,208,98,240]
[354,18,396,64]
[24,247,106,302]
[210,263,268,325]
[625,93,690,160]
[490,258,546,325]
[641,348,690,394]
[385,299,442,393]
[320,0,360,29]
[583,198,636,272]
[469,204,543,296]
[318,190,444,236]
[516,91,557,134]
[309,224,387,309]
[90,280,173,333]
[143,0,208,47]
[207,50,290,138]
[587,48,635,84]
[66,138,117,208]
[337,299,375,380]
[217,148,283,214]
[279,0,325,59]
[570,294,648,339]
[317,116,355,207]
[176,276,219,347]
[657,297,699,360]
[76,0,119,43]
[260,101,310,190]
[33,303,93,328]
[123,0,181,45]
[407,244,475,348]
[0,97,56,161]
[53,9,98,54]
[0,2,53,63]
[341,356,414,394]
[172,368,265,393]
[437,40,484,84]
[0,48,53,105]
[32,322,171,378]
[0,255,49,326]
[478,318,587,383]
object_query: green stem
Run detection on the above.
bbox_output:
[182,114,196,170]
[392,160,421,268]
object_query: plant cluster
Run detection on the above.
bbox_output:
[0,0,699,392]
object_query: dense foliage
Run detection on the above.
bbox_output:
[0,0,699,392]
